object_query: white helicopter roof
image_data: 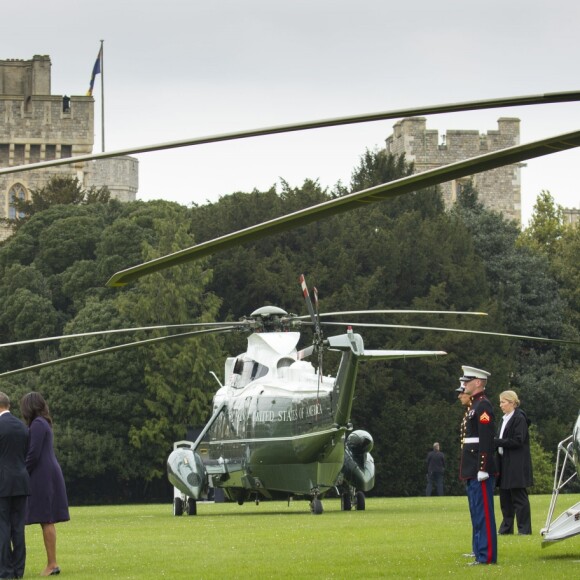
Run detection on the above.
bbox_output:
[246,332,300,367]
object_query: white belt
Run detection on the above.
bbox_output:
[463,437,479,444]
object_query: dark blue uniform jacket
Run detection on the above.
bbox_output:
[460,391,497,480]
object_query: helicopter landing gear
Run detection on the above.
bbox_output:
[187,497,197,516]
[339,486,366,511]
[173,496,198,516]
[341,492,352,511]
[310,497,323,515]
[173,497,183,516]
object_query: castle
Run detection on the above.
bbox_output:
[385,116,522,224]
[0,55,138,240]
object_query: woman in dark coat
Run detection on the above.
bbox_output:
[20,392,69,577]
[495,390,533,535]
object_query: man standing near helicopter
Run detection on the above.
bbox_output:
[458,365,497,566]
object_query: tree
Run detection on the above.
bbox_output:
[528,426,557,494]
[519,190,565,259]
[552,223,580,332]
[9,176,110,228]
[118,209,223,479]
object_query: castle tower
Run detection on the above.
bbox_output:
[0,55,138,239]
[385,117,522,224]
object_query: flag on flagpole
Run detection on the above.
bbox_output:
[86,47,102,96]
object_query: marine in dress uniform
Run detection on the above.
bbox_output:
[458,366,497,565]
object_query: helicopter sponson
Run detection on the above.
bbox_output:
[340,430,375,492]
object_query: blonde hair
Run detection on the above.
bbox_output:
[499,390,520,407]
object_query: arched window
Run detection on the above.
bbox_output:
[8,183,28,219]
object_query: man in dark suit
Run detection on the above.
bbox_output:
[0,391,30,579]
[425,442,445,496]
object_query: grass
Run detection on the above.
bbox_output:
[23,494,580,578]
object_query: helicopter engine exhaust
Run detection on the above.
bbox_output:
[341,430,375,492]
[167,447,208,500]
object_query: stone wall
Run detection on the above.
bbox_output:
[0,55,51,96]
[85,157,139,202]
[385,117,522,224]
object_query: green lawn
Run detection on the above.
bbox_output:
[23,494,580,578]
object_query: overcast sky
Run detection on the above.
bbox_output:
[3,1,579,225]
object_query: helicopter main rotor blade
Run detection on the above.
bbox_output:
[292,310,488,320]
[0,326,237,378]
[315,321,580,346]
[0,321,247,349]
[107,128,580,287]
[2,91,579,178]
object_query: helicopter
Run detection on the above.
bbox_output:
[166,278,455,516]
[1,91,580,517]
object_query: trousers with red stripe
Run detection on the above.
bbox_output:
[466,476,497,564]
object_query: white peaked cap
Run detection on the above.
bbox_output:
[460,365,490,381]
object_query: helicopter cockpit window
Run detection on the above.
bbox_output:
[236,360,268,388]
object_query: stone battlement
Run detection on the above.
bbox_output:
[386,117,522,224]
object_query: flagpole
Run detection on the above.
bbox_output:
[100,39,105,152]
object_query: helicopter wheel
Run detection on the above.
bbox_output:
[173,497,183,516]
[355,491,366,511]
[310,498,323,515]
[186,497,197,516]
[341,492,352,511]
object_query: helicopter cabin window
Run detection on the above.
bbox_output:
[237,360,268,387]
[276,357,295,378]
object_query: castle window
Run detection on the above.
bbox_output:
[61,145,72,158]
[0,144,8,166]
[29,145,41,164]
[45,145,56,160]
[8,183,28,219]
[13,144,25,165]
